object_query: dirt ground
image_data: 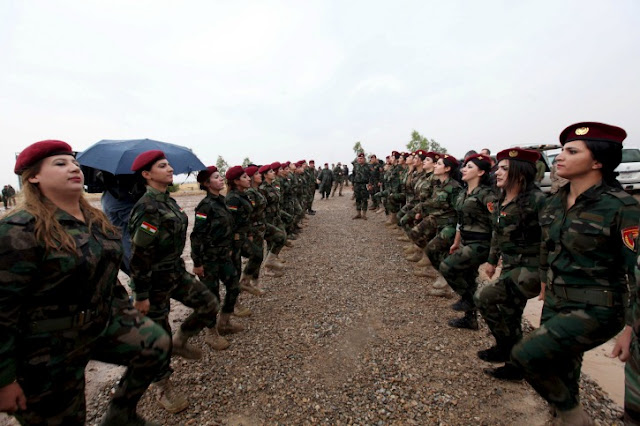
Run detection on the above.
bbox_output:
[1,188,627,425]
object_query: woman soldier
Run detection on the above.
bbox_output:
[440,154,496,329]
[242,165,268,294]
[259,163,287,276]
[474,148,546,381]
[128,150,220,414]
[411,154,462,295]
[189,166,237,351]
[512,123,640,424]
[0,141,169,425]
[397,150,428,241]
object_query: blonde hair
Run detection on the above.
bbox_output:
[18,162,118,254]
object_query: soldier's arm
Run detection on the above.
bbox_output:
[128,204,160,301]
[616,201,640,326]
[190,202,210,269]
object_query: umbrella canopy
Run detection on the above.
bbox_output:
[76,139,206,175]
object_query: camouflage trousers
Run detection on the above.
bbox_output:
[425,225,456,268]
[474,261,540,348]
[368,182,380,207]
[15,306,170,425]
[373,190,389,213]
[354,183,369,211]
[200,251,240,315]
[265,222,286,255]
[511,292,624,412]
[147,269,219,379]
[625,335,640,424]
[331,180,343,196]
[397,204,418,231]
[387,192,406,214]
[407,216,438,249]
[439,240,490,305]
[244,229,266,279]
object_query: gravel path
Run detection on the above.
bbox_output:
[1,189,625,425]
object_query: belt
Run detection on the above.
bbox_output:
[502,253,539,266]
[460,230,491,241]
[550,285,623,307]
[29,309,100,333]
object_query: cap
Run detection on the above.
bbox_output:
[559,121,627,145]
[196,166,218,183]
[442,154,459,168]
[225,165,245,181]
[415,149,428,160]
[131,150,166,172]
[15,140,74,175]
[357,153,365,158]
[258,164,272,174]
[464,153,492,167]
[245,165,259,177]
[426,152,440,161]
[271,161,282,170]
[309,159,315,164]
[496,148,541,164]
[282,161,291,168]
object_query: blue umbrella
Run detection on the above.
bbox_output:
[76,139,206,175]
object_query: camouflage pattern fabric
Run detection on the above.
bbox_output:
[259,180,287,255]
[245,186,268,278]
[352,161,371,211]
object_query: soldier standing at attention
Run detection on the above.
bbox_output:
[190,166,238,351]
[368,154,382,210]
[512,123,640,424]
[331,162,344,196]
[474,148,546,381]
[352,152,372,220]
[318,163,333,199]
[0,141,170,425]
[128,150,220,414]
[440,154,496,329]
[259,163,287,276]
[243,165,268,295]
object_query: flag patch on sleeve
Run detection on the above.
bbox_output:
[228,205,238,211]
[140,222,158,235]
[196,213,207,220]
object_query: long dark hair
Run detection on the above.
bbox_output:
[467,158,492,186]
[442,156,462,183]
[503,159,536,194]
[585,140,622,189]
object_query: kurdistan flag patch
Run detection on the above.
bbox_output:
[196,213,207,220]
[140,222,158,235]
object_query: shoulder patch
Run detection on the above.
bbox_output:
[140,221,158,235]
[622,226,639,251]
[195,212,207,221]
[487,202,495,213]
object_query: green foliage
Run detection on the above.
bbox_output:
[167,184,180,193]
[405,130,447,154]
[352,141,366,156]
[242,157,252,167]
[216,155,229,175]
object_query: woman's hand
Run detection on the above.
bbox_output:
[538,282,546,301]
[0,382,26,413]
[449,241,460,255]
[610,326,633,362]
[192,266,204,278]
[134,299,150,316]
[485,263,496,279]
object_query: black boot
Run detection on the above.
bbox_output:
[447,310,478,330]
[483,363,523,381]
[477,344,510,363]
[100,402,159,426]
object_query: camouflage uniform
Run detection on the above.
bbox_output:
[245,186,268,279]
[440,185,496,305]
[190,192,239,314]
[368,161,383,208]
[277,176,295,233]
[0,208,169,425]
[129,186,219,378]
[511,183,640,413]
[225,189,257,283]
[398,170,431,230]
[331,165,344,196]
[352,161,372,211]
[388,165,408,214]
[260,180,287,255]
[627,239,640,423]
[474,186,546,356]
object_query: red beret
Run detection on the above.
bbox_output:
[309,160,315,164]
[426,151,440,161]
[225,165,245,181]
[559,122,626,145]
[357,153,365,158]
[282,161,291,168]
[464,153,492,167]
[258,164,272,174]
[245,165,259,177]
[496,148,541,164]
[131,150,166,172]
[271,161,282,170]
[442,154,459,168]
[415,149,428,160]
[295,161,304,167]
[15,140,74,175]
[196,166,218,183]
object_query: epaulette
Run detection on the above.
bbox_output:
[608,188,638,206]
[4,210,35,225]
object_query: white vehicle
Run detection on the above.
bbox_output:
[515,143,640,194]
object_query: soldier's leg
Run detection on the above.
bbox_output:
[171,272,220,337]
[512,296,624,412]
[474,271,511,345]
[504,265,541,343]
[625,337,640,424]
[338,181,343,195]
[92,305,170,413]
[244,234,265,280]
[440,242,487,300]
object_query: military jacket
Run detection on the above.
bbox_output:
[0,208,126,386]
[352,162,371,184]
[190,192,234,268]
[455,184,496,238]
[260,180,283,225]
[414,172,435,202]
[388,164,403,193]
[541,182,639,314]
[246,186,268,232]
[332,166,344,182]
[129,186,188,300]
[225,189,253,243]
[488,186,546,266]
[369,162,382,184]
[416,177,462,225]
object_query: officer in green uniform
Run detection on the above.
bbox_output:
[260,163,287,275]
[440,154,496,329]
[512,122,640,424]
[474,148,546,381]
[190,165,237,351]
[244,165,268,294]
[352,152,372,219]
[0,141,169,425]
[128,150,220,414]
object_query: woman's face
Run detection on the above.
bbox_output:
[266,169,276,181]
[495,159,510,188]
[433,158,450,177]
[398,157,405,165]
[555,140,599,180]
[413,156,422,167]
[423,157,435,171]
[236,173,251,189]
[145,158,174,186]
[28,154,84,196]
[462,160,484,183]
[252,172,263,185]
[209,172,225,192]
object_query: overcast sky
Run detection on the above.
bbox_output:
[1,0,639,186]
